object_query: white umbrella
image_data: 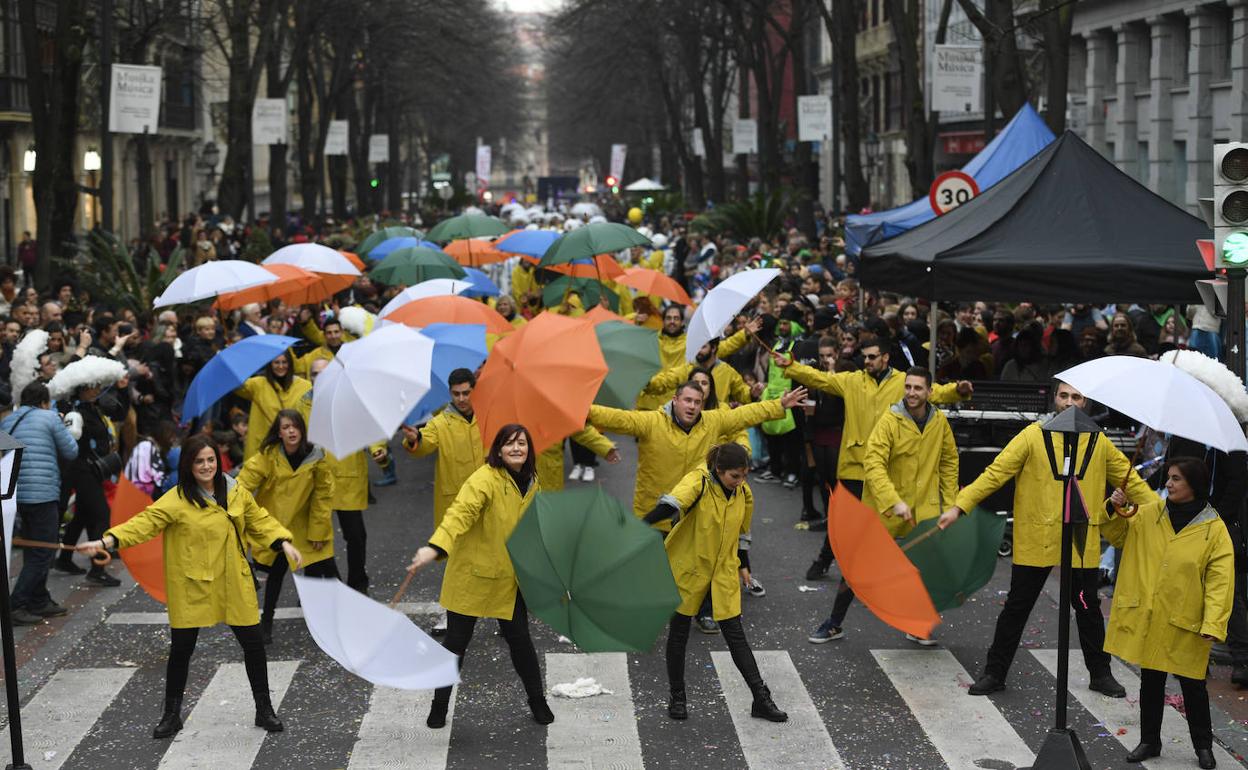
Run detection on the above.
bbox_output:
[685,268,780,362]
[264,243,361,276]
[293,575,459,690]
[570,202,601,218]
[309,324,435,456]
[152,260,278,308]
[377,279,472,320]
[1055,356,1248,453]
[624,177,667,192]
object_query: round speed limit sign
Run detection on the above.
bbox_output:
[929,170,980,215]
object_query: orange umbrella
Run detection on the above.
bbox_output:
[443,238,513,267]
[546,254,625,281]
[616,267,692,306]
[584,305,627,325]
[216,264,319,310]
[471,312,608,453]
[826,483,939,638]
[109,476,166,604]
[338,250,367,270]
[386,295,514,336]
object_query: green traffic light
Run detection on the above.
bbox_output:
[370,178,380,188]
[611,185,619,194]
[1224,231,1248,265]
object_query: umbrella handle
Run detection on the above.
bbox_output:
[12,537,112,566]
[389,570,415,609]
[900,524,943,553]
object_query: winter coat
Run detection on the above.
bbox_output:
[236,443,334,568]
[105,477,292,628]
[638,331,689,410]
[643,360,752,407]
[536,426,614,491]
[403,407,484,529]
[1102,498,1235,679]
[863,403,958,538]
[661,467,751,621]
[234,375,312,459]
[428,464,537,620]
[0,406,77,504]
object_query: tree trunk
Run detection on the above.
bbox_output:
[888,0,934,200]
[135,134,155,245]
[1039,0,1074,133]
[789,10,815,238]
[216,14,255,219]
[386,114,401,213]
[296,58,318,216]
[266,45,288,226]
[824,0,868,211]
[955,0,1028,122]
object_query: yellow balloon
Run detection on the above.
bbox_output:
[627,207,643,224]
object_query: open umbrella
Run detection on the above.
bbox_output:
[1054,356,1248,452]
[546,254,626,281]
[593,321,661,409]
[443,238,513,267]
[377,279,472,320]
[308,324,435,457]
[899,508,1007,612]
[507,486,680,652]
[539,222,652,267]
[427,213,511,244]
[369,246,467,286]
[367,236,443,261]
[337,250,367,271]
[181,335,300,421]
[685,268,780,362]
[264,243,362,276]
[569,202,602,218]
[616,267,692,306]
[153,260,279,308]
[216,264,353,310]
[460,268,501,298]
[495,229,560,259]
[542,276,618,312]
[470,312,608,452]
[358,226,425,257]
[385,295,513,335]
[293,574,458,689]
[584,305,627,325]
[110,476,166,604]
[827,483,940,638]
[405,323,489,425]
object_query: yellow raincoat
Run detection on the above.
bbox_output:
[954,421,1153,567]
[637,331,689,410]
[324,441,386,511]
[511,262,538,303]
[428,464,538,620]
[237,443,335,568]
[234,375,313,459]
[643,360,752,406]
[863,403,958,538]
[104,478,292,628]
[589,400,782,531]
[403,407,485,528]
[293,345,336,378]
[782,362,965,480]
[536,426,615,491]
[662,467,751,620]
[1101,498,1234,679]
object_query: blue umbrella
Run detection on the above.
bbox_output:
[461,268,501,298]
[405,324,489,425]
[369,237,444,261]
[495,229,560,259]
[182,335,299,421]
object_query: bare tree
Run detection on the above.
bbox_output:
[955,0,1029,129]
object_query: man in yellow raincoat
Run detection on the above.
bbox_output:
[938,381,1154,699]
[642,337,753,407]
[637,306,690,411]
[293,316,344,378]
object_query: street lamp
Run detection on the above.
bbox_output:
[84,149,101,228]
[21,148,35,174]
[197,141,220,206]
[0,429,28,769]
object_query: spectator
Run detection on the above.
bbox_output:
[1105,312,1149,357]
[16,233,35,287]
[1000,326,1048,382]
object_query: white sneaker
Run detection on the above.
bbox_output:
[905,632,938,647]
[557,634,573,644]
[582,467,595,482]
[568,464,584,481]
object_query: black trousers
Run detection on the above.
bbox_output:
[335,510,368,593]
[814,478,864,567]
[61,470,110,572]
[806,442,839,518]
[666,613,765,695]
[261,554,339,618]
[166,624,268,700]
[984,564,1111,681]
[1226,570,1248,666]
[1139,667,1212,749]
[569,441,598,468]
[766,430,803,479]
[431,593,544,708]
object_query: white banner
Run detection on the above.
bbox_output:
[475,145,491,183]
[691,130,705,158]
[797,95,833,141]
[933,45,981,113]
[324,120,349,155]
[733,119,757,155]
[609,143,627,181]
[251,99,287,145]
[108,64,163,134]
[368,134,389,163]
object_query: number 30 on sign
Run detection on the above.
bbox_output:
[929,170,980,215]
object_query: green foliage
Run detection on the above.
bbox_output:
[73,230,184,313]
[641,192,687,219]
[690,188,802,241]
[240,227,273,264]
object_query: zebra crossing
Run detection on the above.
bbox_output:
[6,643,1242,770]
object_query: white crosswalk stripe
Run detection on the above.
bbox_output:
[0,667,135,770]
[105,602,441,625]
[348,685,457,769]
[545,652,644,769]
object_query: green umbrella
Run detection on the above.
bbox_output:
[359,226,425,257]
[541,276,618,312]
[593,321,661,409]
[539,222,652,267]
[506,485,680,652]
[369,246,466,286]
[899,508,1007,612]
[426,213,510,244]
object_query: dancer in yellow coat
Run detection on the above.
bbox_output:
[236,409,335,645]
[293,316,344,377]
[234,348,312,459]
[536,425,619,491]
[80,434,301,739]
[401,369,485,529]
[644,443,787,723]
[637,306,690,410]
[1105,458,1233,769]
[407,424,552,730]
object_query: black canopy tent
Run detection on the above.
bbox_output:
[859,130,1211,304]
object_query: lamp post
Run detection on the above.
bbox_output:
[0,429,27,770]
[83,149,101,228]
[197,142,220,208]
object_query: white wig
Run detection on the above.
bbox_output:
[48,356,126,401]
[9,329,49,398]
[1159,349,1248,423]
[339,306,376,338]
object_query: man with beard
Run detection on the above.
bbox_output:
[1104,312,1148,357]
[641,337,752,408]
[295,316,346,377]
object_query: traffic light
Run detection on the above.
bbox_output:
[605,175,618,190]
[369,178,380,189]
[1214,142,1248,267]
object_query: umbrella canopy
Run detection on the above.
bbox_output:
[584,305,627,324]
[1054,356,1248,452]
[460,267,501,298]
[216,264,353,310]
[368,236,443,261]
[264,243,362,276]
[542,276,618,312]
[569,202,602,218]
[370,246,467,286]
[111,476,165,604]
[443,238,513,267]
[181,335,300,421]
[153,260,279,308]
[377,279,472,320]
[685,268,780,362]
[358,226,425,257]
[899,509,1006,612]
[338,251,367,271]
[616,266,692,305]
[293,574,459,689]
[496,229,560,258]
[507,485,680,652]
[405,323,489,425]
[623,177,667,192]
[427,213,511,244]
[470,312,608,452]
[308,324,435,456]
[827,483,940,638]
[385,295,513,335]
[593,321,661,409]
[539,222,652,267]
[546,254,626,281]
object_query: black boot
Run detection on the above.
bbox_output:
[665,614,692,720]
[749,683,788,722]
[253,690,283,732]
[1124,742,1161,762]
[427,688,451,728]
[720,616,788,722]
[152,697,183,739]
[260,613,273,646]
[1196,747,1216,769]
[528,696,554,725]
[668,686,688,720]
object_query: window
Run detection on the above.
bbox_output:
[887,71,903,131]
[872,75,882,133]
[1138,141,1148,183]
[871,0,879,28]
[1173,141,1187,205]
[1210,5,1233,80]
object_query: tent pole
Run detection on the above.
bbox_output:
[928,302,937,372]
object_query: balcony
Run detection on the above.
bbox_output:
[160,101,195,131]
[0,75,29,116]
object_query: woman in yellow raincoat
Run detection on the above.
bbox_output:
[1105,457,1233,770]
[79,434,301,739]
[407,423,552,730]
[644,443,786,724]
[237,409,335,645]
[234,348,312,459]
